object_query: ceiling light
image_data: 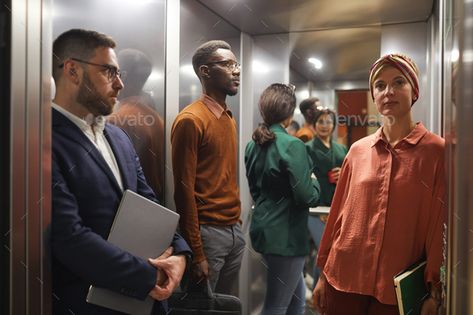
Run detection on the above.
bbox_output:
[308,58,323,70]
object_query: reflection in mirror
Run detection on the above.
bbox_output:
[52,0,166,200]
[289,27,381,147]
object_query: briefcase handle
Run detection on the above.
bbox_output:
[187,279,214,299]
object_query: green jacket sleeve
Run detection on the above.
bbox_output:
[283,141,320,207]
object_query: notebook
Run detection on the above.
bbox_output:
[394,260,429,315]
[86,190,180,315]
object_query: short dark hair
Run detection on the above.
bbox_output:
[299,97,319,119]
[252,83,296,146]
[288,120,300,131]
[192,40,231,77]
[52,29,116,81]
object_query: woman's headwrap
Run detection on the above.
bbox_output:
[369,53,420,105]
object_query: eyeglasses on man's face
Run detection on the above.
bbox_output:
[205,60,241,71]
[59,57,123,82]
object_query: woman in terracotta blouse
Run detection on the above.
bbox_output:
[312,54,446,315]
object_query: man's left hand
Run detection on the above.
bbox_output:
[148,254,187,301]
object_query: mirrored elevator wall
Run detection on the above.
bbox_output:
[8,0,53,313]
[446,0,473,313]
[0,1,11,313]
[5,0,473,314]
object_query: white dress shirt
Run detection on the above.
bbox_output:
[52,103,124,191]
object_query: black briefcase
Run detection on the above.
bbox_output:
[167,280,241,315]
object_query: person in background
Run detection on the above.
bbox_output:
[295,97,319,142]
[171,40,245,296]
[51,29,190,315]
[245,83,320,315]
[286,119,300,136]
[312,53,445,315]
[108,48,165,200]
[305,108,347,290]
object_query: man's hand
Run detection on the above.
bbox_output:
[191,259,209,284]
[312,273,327,315]
[148,247,187,301]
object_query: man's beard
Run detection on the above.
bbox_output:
[77,72,115,116]
[224,84,238,96]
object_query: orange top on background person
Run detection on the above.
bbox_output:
[295,97,319,142]
[312,53,446,315]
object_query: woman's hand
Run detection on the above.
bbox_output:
[420,296,439,315]
[330,167,341,183]
[319,214,329,223]
[312,273,327,314]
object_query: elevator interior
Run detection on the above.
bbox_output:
[3,0,472,314]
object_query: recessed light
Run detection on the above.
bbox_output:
[308,58,323,70]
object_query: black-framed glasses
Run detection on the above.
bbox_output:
[59,57,122,82]
[205,60,240,71]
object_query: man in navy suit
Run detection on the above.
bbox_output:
[51,29,191,314]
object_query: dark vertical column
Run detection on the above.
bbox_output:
[0,1,11,314]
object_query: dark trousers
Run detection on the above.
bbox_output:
[325,280,399,315]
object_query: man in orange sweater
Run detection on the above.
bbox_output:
[295,97,320,142]
[171,40,245,296]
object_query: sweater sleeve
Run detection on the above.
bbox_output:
[171,114,206,263]
[284,141,320,207]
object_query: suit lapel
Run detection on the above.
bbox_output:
[53,109,123,194]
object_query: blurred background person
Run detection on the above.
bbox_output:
[312,53,445,315]
[286,119,300,136]
[305,108,347,293]
[295,97,319,142]
[245,83,320,315]
[108,48,165,200]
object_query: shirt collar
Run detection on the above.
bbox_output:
[270,124,288,133]
[371,122,427,147]
[200,94,233,119]
[52,102,106,135]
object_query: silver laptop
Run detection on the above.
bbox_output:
[86,190,180,315]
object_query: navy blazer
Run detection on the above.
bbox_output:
[51,108,190,314]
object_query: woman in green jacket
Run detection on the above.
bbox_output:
[245,83,320,315]
[305,108,348,289]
